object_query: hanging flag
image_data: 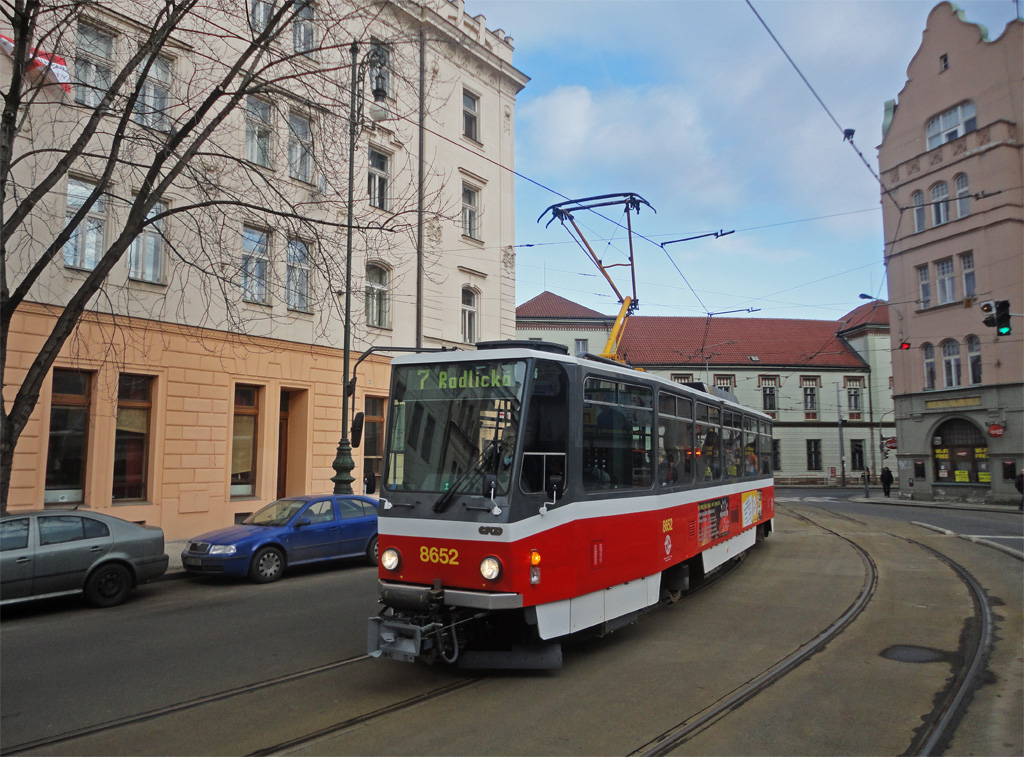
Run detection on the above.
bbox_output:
[0,34,72,93]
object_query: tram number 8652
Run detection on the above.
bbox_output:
[420,546,460,565]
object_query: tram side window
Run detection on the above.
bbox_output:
[723,411,744,481]
[759,421,773,476]
[520,361,569,496]
[582,378,653,490]
[695,403,722,482]
[658,393,694,487]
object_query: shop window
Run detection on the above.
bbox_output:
[932,418,988,485]
[113,374,152,501]
[231,385,260,497]
[45,369,91,505]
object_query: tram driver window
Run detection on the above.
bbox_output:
[520,361,569,496]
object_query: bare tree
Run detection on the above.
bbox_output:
[0,0,449,510]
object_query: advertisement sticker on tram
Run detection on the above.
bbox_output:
[698,497,730,546]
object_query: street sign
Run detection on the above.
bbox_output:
[988,423,1005,438]
[883,437,898,450]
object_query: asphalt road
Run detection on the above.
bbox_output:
[1,489,1020,755]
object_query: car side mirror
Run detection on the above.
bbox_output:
[296,518,311,527]
[364,471,377,495]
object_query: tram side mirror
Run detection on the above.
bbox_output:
[547,475,563,501]
[364,471,377,495]
[483,474,498,501]
[350,412,364,448]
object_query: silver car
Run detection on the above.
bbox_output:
[0,509,168,608]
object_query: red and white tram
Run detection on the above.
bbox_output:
[368,341,774,668]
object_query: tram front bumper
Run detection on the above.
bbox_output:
[377,579,523,611]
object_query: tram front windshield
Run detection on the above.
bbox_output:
[386,360,527,495]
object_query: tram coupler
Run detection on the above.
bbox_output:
[368,614,441,662]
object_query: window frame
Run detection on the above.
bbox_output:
[930,182,949,226]
[806,439,822,471]
[231,385,260,498]
[935,257,955,305]
[45,369,92,505]
[941,339,962,388]
[461,286,478,344]
[917,264,931,309]
[74,22,114,108]
[462,88,479,142]
[241,226,270,305]
[64,177,106,271]
[134,54,172,132]
[127,198,166,284]
[926,101,977,150]
[113,374,152,501]
[461,183,480,240]
[286,238,311,313]
[960,251,975,299]
[954,173,970,219]
[966,335,982,385]
[365,263,390,329]
[287,112,313,184]
[245,96,274,169]
[368,148,389,211]
[293,1,315,57]
[922,343,936,390]
[912,190,926,232]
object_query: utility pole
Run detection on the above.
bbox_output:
[836,383,847,487]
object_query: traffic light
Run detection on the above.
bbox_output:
[981,300,996,328]
[995,300,1011,335]
[899,341,911,350]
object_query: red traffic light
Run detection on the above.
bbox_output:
[899,341,911,350]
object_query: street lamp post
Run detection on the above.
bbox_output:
[332,41,387,495]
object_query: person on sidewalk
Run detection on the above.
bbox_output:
[1015,469,1023,511]
[880,467,894,498]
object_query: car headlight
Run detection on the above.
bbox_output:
[480,556,502,581]
[381,548,401,571]
[209,545,237,556]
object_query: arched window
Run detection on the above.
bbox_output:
[966,335,981,385]
[926,101,977,150]
[931,182,949,226]
[365,263,390,328]
[912,190,926,232]
[941,339,961,388]
[922,343,936,390]
[461,287,477,343]
[954,173,970,218]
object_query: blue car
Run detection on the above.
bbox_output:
[181,495,378,583]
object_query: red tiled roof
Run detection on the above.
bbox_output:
[516,291,609,319]
[618,316,868,369]
[837,300,890,332]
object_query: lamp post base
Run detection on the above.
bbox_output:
[332,438,355,494]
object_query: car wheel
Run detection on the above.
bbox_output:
[84,563,133,607]
[366,535,379,566]
[249,546,285,583]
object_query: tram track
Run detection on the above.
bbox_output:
[632,505,993,756]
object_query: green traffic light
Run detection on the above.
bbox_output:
[997,325,1011,336]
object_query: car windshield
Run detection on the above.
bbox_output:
[242,499,306,527]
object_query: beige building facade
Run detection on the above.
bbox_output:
[878,3,1022,503]
[3,0,527,538]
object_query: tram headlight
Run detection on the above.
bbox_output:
[381,548,401,571]
[480,556,502,581]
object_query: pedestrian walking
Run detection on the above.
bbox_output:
[1015,470,1023,511]
[880,467,894,498]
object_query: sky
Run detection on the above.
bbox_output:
[469,0,1021,322]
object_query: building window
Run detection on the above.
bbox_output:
[939,53,949,71]
[772,439,781,471]
[134,55,172,131]
[574,339,588,357]
[926,101,976,150]
[231,385,259,497]
[368,148,389,210]
[128,199,165,283]
[250,0,272,32]
[461,287,477,344]
[930,182,949,226]
[64,178,105,270]
[966,335,981,385]
[364,396,385,486]
[846,377,862,419]
[286,238,310,312]
[954,173,970,218]
[917,264,931,309]
[45,370,91,505]
[75,23,113,107]
[913,189,929,230]
[713,375,736,390]
[761,376,778,413]
[288,113,313,183]
[806,439,822,471]
[245,96,273,168]
[293,1,314,56]
[113,374,152,501]
[941,339,961,388]
[241,226,269,304]
[935,257,955,305]
[850,440,865,471]
[960,252,975,299]
[462,184,480,239]
[463,89,479,141]
[365,263,389,328]
[802,376,819,419]
[922,343,936,390]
